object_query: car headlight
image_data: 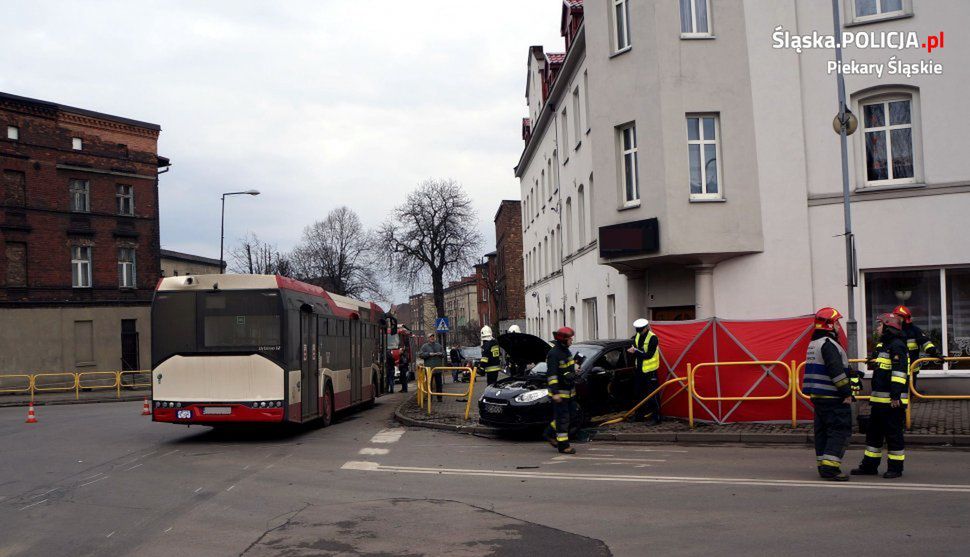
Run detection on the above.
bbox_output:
[514,389,550,403]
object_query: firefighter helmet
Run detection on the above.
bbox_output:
[553,327,575,342]
[507,325,521,334]
[877,313,903,331]
[813,307,843,331]
[893,305,913,324]
[481,325,493,341]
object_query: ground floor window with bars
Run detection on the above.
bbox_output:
[118,247,136,288]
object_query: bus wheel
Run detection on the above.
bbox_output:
[321,383,334,427]
[368,372,378,406]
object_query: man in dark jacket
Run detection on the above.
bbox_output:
[478,326,502,385]
[449,346,463,383]
[852,313,910,479]
[893,305,942,391]
[804,307,858,481]
[419,333,445,402]
[543,327,579,454]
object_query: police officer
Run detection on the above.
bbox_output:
[893,305,942,391]
[804,307,858,481]
[544,327,579,454]
[626,318,662,424]
[478,326,503,385]
[852,313,909,479]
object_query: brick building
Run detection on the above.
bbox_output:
[0,92,168,373]
[475,251,498,331]
[493,200,525,333]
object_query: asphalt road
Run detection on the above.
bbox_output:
[2,394,969,557]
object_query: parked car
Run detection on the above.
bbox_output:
[478,336,637,431]
[459,346,482,369]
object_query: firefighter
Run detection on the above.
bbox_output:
[852,313,909,479]
[478,326,502,385]
[544,327,579,454]
[626,318,662,424]
[892,305,942,391]
[804,307,857,481]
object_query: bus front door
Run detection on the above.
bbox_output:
[300,309,319,420]
[350,319,362,404]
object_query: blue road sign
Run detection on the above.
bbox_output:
[434,317,450,332]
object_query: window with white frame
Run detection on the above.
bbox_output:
[583,297,599,340]
[71,246,92,288]
[72,137,83,150]
[854,0,904,20]
[687,114,722,199]
[551,154,559,191]
[612,0,631,52]
[6,126,18,140]
[619,124,639,205]
[116,184,134,215]
[565,197,573,253]
[69,179,90,212]
[540,171,546,208]
[561,108,570,156]
[577,185,587,245]
[572,87,582,146]
[118,247,136,288]
[583,71,591,132]
[607,295,617,338]
[680,0,712,36]
[862,97,915,185]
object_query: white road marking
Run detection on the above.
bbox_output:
[123,464,143,472]
[106,532,115,538]
[243,465,251,470]
[226,485,235,492]
[30,488,57,499]
[370,429,406,444]
[164,527,173,533]
[79,476,109,488]
[194,487,203,493]
[80,473,105,481]
[340,461,970,493]
[551,456,667,463]
[590,447,688,453]
[359,448,390,455]
[160,449,180,458]
[18,499,47,511]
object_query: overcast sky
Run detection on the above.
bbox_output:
[1,0,564,302]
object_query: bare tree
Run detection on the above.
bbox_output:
[457,319,482,347]
[378,179,483,335]
[229,232,290,275]
[289,206,383,300]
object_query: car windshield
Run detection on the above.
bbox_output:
[460,346,482,359]
[526,344,601,376]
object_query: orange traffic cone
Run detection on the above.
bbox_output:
[142,396,151,416]
[25,403,38,424]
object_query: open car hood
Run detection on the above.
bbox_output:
[497,333,551,365]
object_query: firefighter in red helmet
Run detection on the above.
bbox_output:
[804,307,860,481]
[892,305,942,390]
[544,327,579,454]
[852,313,909,479]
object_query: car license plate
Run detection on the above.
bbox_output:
[202,406,232,415]
[176,409,192,419]
[483,403,504,414]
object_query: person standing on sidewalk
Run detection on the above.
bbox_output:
[397,348,410,393]
[544,327,579,455]
[385,348,396,394]
[478,326,503,385]
[893,305,942,392]
[419,333,445,402]
[852,313,910,479]
[449,345,463,383]
[803,307,857,482]
[626,319,662,424]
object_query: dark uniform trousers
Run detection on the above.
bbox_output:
[634,371,660,420]
[812,398,852,473]
[861,404,906,473]
[547,396,579,447]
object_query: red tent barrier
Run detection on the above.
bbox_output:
[652,315,831,424]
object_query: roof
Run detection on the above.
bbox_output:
[160,249,224,268]
[546,53,566,64]
[0,91,161,131]
[565,0,583,7]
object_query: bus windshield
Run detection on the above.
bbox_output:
[386,333,401,350]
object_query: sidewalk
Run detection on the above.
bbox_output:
[394,376,970,446]
[0,387,148,407]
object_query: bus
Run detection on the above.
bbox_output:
[150,274,386,426]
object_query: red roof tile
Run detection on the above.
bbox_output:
[565,0,583,7]
[547,52,566,64]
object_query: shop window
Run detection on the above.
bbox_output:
[864,269,941,369]
[946,269,970,370]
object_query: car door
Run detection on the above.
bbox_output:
[584,347,625,415]
[609,343,638,411]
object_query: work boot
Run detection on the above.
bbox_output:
[822,471,850,482]
[850,467,878,476]
[558,445,576,455]
[883,470,903,479]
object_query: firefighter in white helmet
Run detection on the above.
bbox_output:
[479,326,502,385]
[626,318,663,423]
[507,324,521,334]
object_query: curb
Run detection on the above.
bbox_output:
[394,400,967,447]
[0,395,145,408]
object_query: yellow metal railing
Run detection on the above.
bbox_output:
[0,374,33,396]
[0,370,151,401]
[597,377,687,426]
[422,366,477,420]
[688,361,794,428]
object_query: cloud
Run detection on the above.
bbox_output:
[1,0,565,301]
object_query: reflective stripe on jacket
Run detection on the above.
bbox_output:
[804,336,852,399]
[546,343,576,397]
[869,337,909,405]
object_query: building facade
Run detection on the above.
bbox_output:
[493,200,526,333]
[407,292,436,337]
[475,252,498,331]
[0,92,168,373]
[517,1,970,368]
[444,274,480,343]
[160,249,224,277]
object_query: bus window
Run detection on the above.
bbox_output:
[152,292,198,366]
[202,291,282,349]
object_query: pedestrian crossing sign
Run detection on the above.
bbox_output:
[434,317,450,332]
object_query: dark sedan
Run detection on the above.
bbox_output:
[478,337,637,431]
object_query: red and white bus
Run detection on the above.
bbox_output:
[150,274,386,426]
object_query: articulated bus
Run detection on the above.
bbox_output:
[151,274,386,426]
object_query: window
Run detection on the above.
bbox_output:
[5,242,27,287]
[3,170,26,207]
[619,124,639,205]
[71,246,92,288]
[72,137,83,150]
[551,154,559,190]
[561,108,569,157]
[565,197,573,253]
[116,184,134,215]
[69,179,90,212]
[572,88,583,147]
[687,115,722,199]
[862,98,915,185]
[855,0,904,19]
[612,0,631,52]
[569,306,576,329]
[946,269,970,370]
[578,185,587,245]
[540,171,546,208]
[583,71,591,132]
[680,0,712,36]
[607,295,617,338]
[202,291,282,348]
[583,297,599,340]
[6,126,18,140]
[864,269,941,369]
[118,247,136,288]
[588,174,595,230]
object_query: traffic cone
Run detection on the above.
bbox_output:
[25,403,38,424]
[141,396,151,416]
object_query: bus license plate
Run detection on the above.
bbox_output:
[176,409,192,419]
[203,407,232,415]
[483,403,504,414]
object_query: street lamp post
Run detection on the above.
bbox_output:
[219,190,261,274]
